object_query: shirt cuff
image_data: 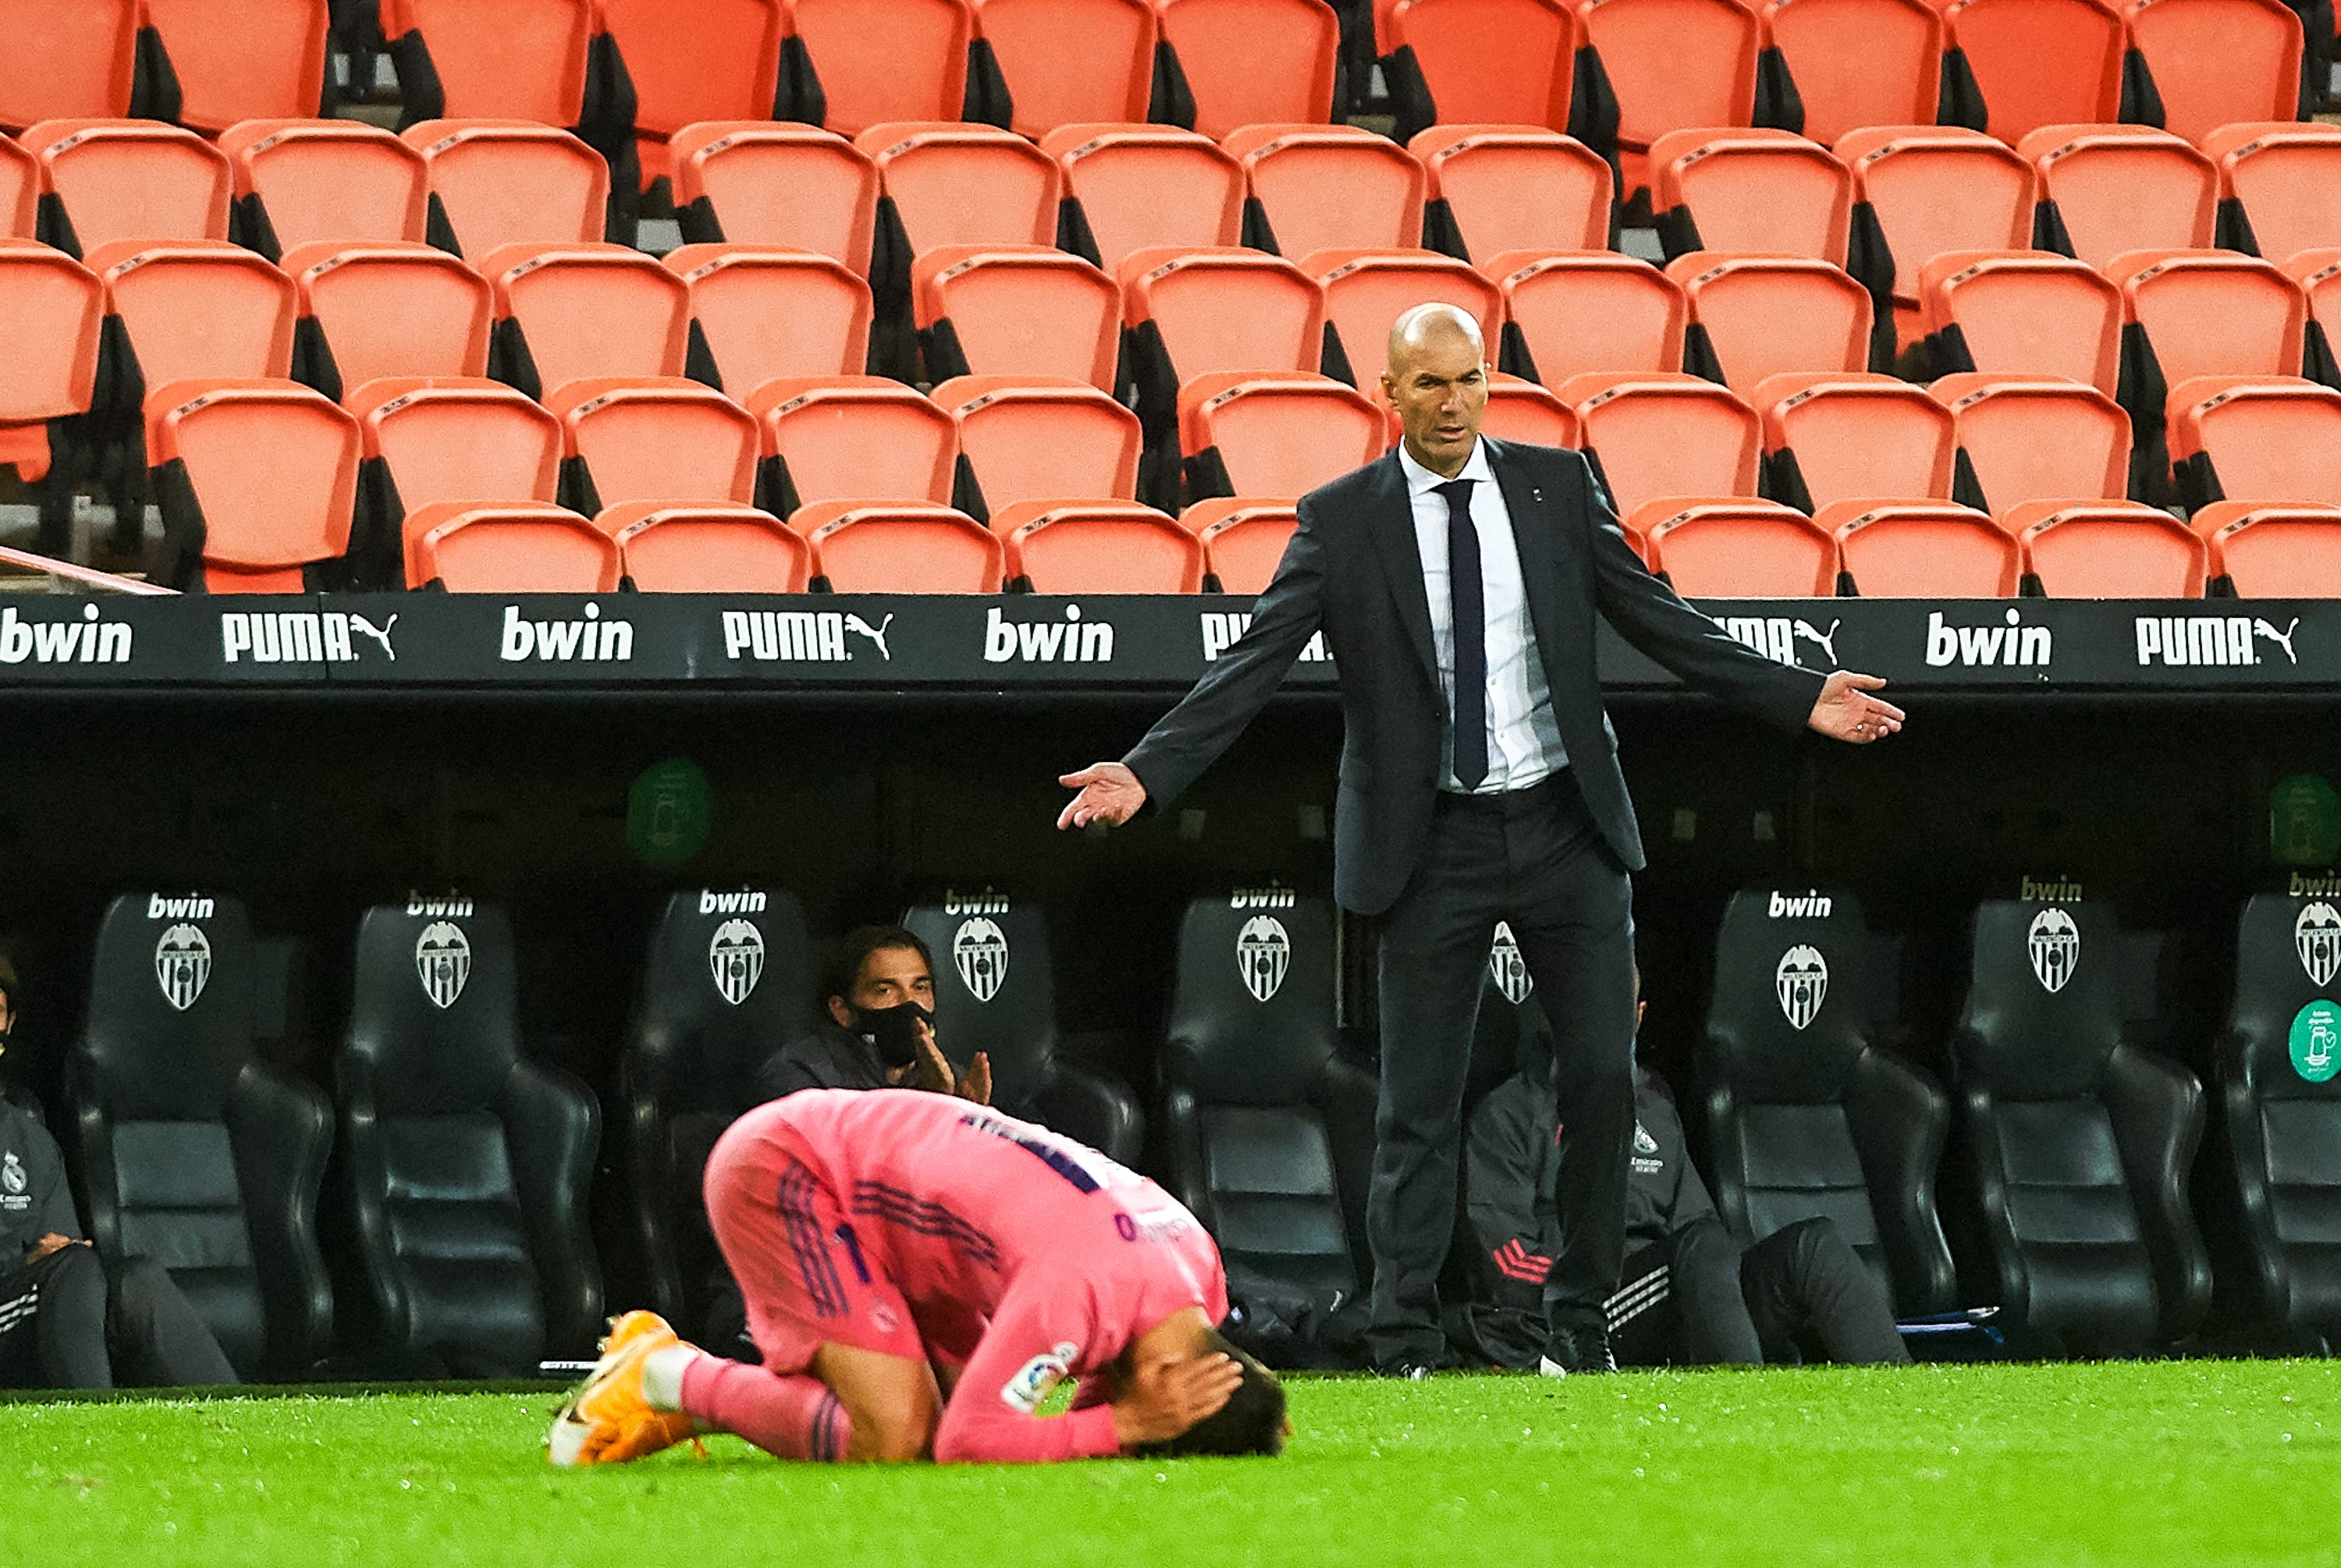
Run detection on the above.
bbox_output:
[1066,1400,1121,1459]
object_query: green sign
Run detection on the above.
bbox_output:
[2291,999,2341,1084]
[626,757,712,867]
[2269,774,2341,867]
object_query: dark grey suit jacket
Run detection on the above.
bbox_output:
[1124,438,1827,914]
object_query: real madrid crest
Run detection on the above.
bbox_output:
[154,923,212,1011]
[415,920,472,1009]
[2297,901,2341,988]
[1238,915,1291,1002]
[1774,945,1827,1030]
[2028,907,2079,994]
[709,919,765,1006]
[954,917,1009,1003]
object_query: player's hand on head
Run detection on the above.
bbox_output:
[1057,763,1146,830]
[1111,1351,1244,1451]
[1808,670,1905,745]
[959,1052,992,1106]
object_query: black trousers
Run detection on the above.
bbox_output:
[1366,771,1638,1367]
[1608,1216,1911,1368]
[0,1246,239,1389]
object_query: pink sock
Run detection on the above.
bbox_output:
[679,1355,852,1462]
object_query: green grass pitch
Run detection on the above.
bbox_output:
[4,1360,2336,1566]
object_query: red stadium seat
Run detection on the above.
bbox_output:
[146,377,359,593]
[22,119,232,259]
[2287,248,2341,385]
[348,374,563,587]
[2169,374,2341,508]
[669,123,879,274]
[599,0,784,192]
[1409,126,1610,267]
[788,500,1005,591]
[1118,247,1323,388]
[1380,0,1580,136]
[142,0,330,135]
[2111,250,2306,440]
[991,498,1206,591]
[1835,126,2034,353]
[663,243,873,396]
[1178,371,1383,498]
[1818,498,2018,596]
[1753,371,1954,511]
[0,0,140,131]
[218,121,428,261]
[968,0,1156,137]
[381,0,602,128]
[932,374,1142,518]
[1223,125,1425,264]
[748,374,957,511]
[1580,0,1761,202]
[403,120,609,262]
[282,242,493,403]
[90,242,296,423]
[1309,248,1499,391]
[1638,497,1838,596]
[1043,125,1245,273]
[0,239,102,484]
[1650,129,1853,267]
[1477,372,1577,448]
[403,499,620,591]
[2019,126,2217,271]
[1667,251,1870,392]
[856,122,1061,256]
[1758,0,1942,145]
[779,0,974,138]
[2195,502,2341,596]
[2204,123,2341,269]
[2118,0,2301,145]
[547,377,758,511]
[911,244,1121,391]
[1928,373,2130,514]
[1180,496,1297,594]
[1484,251,1686,385]
[1938,0,2123,143]
[1153,0,1339,138]
[0,138,33,239]
[2005,498,2207,596]
[482,241,691,400]
[600,501,812,591]
[1918,250,2122,393]
[1557,371,1759,516]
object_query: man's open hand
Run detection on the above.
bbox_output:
[1808,671,1905,744]
[27,1233,83,1262]
[1112,1350,1244,1450]
[1057,763,1148,829]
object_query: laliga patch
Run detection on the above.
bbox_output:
[2291,1000,2341,1084]
[999,1342,1079,1414]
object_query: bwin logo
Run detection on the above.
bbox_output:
[220,611,397,664]
[1767,891,1832,919]
[0,604,133,664]
[1237,916,1291,1002]
[415,921,472,1009]
[2028,907,2080,994]
[146,894,215,921]
[954,917,1009,1002]
[708,919,765,1006]
[499,603,634,662]
[1714,615,1840,670]
[154,924,212,1011]
[1229,887,1296,910]
[2296,902,2341,988]
[1489,921,1532,1003]
[2133,615,2300,667]
[698,890,767,916]
[1774,945,1828,1030]
[945,889,1010,916]
[1926,608,2052,668]
[405,898,474,918]
[984,605,1115,664]
[1199,612,1332,663]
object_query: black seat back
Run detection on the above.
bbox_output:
[902,889,1057,1111]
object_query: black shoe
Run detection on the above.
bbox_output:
[1537,1320,1616,1377]
[1373,1342,1458,1380]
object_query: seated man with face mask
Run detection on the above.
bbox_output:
[756,926,992,1105]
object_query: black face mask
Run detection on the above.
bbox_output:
[854,1000,932,1070]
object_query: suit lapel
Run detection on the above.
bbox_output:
[1487,437,1570,661]
[1366,450,1439,682]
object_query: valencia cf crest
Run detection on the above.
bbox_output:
[415,921,472,1009]
[1238,916,1291,1002]
[1774,945,1828,1030]
[2028,907,2080,994]
[154,923,212,1012]
[709,919,765,1006]
[2297,902,2341,988]
[954,917,1009,1003]
[1488,921,1532,1004]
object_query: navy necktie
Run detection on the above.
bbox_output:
[1436,477,1487,791]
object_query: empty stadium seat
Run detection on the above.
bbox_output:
[91,241,297,421]
[1154,0,1340,138]
[788,501,1005,591]
[403,499,622,590]
[1180,496,1296,594]
[2197,502,2341,595]
[2204,122,2341,267]
[968,0,1157,137]
[1758,0,1943,145]
[1581,0,1762,202]
[143,0,331,134]
[1556,371,1759,517]
[1380,0,1581,140]
[219,120,428,261]
[0,0,140,131]
[335,900,603,1375]
[599,0,784,192]
[601,502,812,591]
[350,376,562,588]
[1043,124,1243,273]
[857,121,1061,257]
[482,241,691,401]
[669,122,877,272]
[2020,126,2217,271]
[1178,371,1384,500]
[1918,249,2122,393]
[1817,498,2017,595]
[0,240,101,488]
[382,0,609,133]
[2287,249,2341,385]
[2111,250,2307,493]
[2170,374,2341,513]
[1669,251,1871,392]
[1929,373,2130,514]
[1950,897,2210,1356]
[1752,371,1952,513]
[403,120,610,261]
[23,119,232,259]
[2119,0,2303,144]
[146,377,360,593]
[1309,247,1499,390]
[1486,251,1685,386]
[992,498,1206,591]
[0,137,32,238]
[1476,371,1577,447]
[1639,498,1838,595]
[1409,126,1609,267]
[65,892,334,1381]
[1118,246,1323,419]
[1835,126,2034,355]
[1938,0,2125,143]
[932,374,1142,521]
[1694,887,1958,1314]
[911,244,1121,390]
[2005,498,2208,595]
[1650,129,1853,266]
[780,0,975,138]
[663,243,873,395]
[282,241,492,404]
[1223,124,1424,264]
[547,377,759,512]
[748,374,957,513]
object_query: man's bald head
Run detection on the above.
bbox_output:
[1386,303,1484,379]
[1380,303,1490,477]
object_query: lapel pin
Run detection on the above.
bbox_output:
[1531,488,1543,502]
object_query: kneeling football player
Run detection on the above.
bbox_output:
[552,1088,1287,1464]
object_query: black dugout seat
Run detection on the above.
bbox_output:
[620,887,814,1331]
[901,891,1142,1164]
[62,892,334,1379]
[1952,897,2211,1356]
[334,899,602,1375]
[1696,888,1957,1315]
[1160,889,1374,1307]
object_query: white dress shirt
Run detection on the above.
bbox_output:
[1398,438,1568,794]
